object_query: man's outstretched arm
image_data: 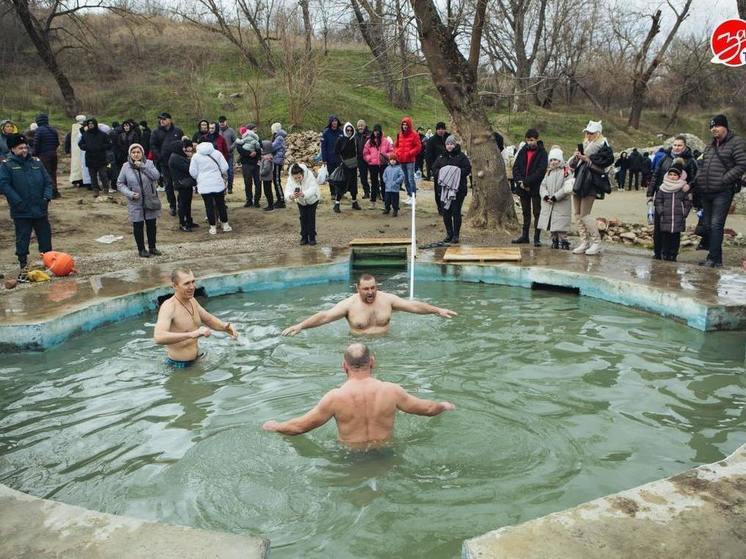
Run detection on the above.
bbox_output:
[390,294,458,318]
[281,298,350,336]
[394,385,455,416]
[262,391,336,435]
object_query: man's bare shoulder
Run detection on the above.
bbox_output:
[157,297,176,316]
[375,291,399,305]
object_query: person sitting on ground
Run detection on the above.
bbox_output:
[284,163,320,246]
[538,147,572,250]
[154,268,238,368]
[262,343,455,448]
[282,273,457,336]
[653,159,692,262]
[382,154,404,217]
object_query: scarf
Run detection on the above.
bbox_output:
[582,136,607,157]
[660,171,688,193]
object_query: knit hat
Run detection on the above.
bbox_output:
[436,121,447,130]
[75,115,86,123]
[709,114,728,129]
[271,122,282,134]
[7,134,28,150]
[583,120,603,134]
[668,158,685,176]
[239,126,248,136]
[445,135,458,146]
[548,147,564,162]
[128,143,145,159]
[525,128,539,139]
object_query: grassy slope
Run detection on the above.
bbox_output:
[0,29,715,156]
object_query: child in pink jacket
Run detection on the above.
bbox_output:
[362,124,392,205]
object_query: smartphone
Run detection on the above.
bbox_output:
[294,187,301,193]
[577,143,584,155]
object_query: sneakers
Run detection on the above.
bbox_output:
[149,248,163,256]
[263,205,274,212]
[209,225,217,235]
[108,188,116,194]
[404,197,413,205]
[333,203,341,213]
[180,225,193,232]
[584,242,602,256]
[572,241,590,254]
[156,186,165,192]
[17,266,30,283]
[222,222,232,232]
[138,249,150,258]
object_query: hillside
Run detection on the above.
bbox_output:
[0,18,727,156]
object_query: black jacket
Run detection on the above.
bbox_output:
[150,124,184,164]
[336,134,357,161]
[78,124,112,167]
[355,128,370,162]
[614,156,629,170]
[570,142,615,199]
[140,126,151,153]
[236,142,261,166]
[693,131,746,195]
[431,145,472,194]
[648,147,698,198]
[115,124,142,165]
[627,149,643,172]
[168,152,193,188]
[512,141,549,195]
[425,133,449,166]
[33,114,60,156]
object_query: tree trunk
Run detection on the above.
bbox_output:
[627,80,645,129]
[411,0,517,230]
[11,0,81,116]
[299,0,312,54]
[394,0,411,108]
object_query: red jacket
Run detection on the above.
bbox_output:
[394,117,421,164]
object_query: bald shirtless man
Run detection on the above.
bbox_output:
[262,343,455,448]
[154,268,238,368]
[281,273,457,336]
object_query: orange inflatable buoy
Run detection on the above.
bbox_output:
[43,251,76,277]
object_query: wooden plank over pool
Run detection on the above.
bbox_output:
[443,247,522,262]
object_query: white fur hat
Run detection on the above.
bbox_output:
[271,122,282,134]
[75,115,86,123]
[548,147,564,162]
[583,120,603,134]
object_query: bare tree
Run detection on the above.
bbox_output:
[410,0,517,229]
[277,6,318,127]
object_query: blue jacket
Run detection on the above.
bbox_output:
[321,116,343,165]
[0,153,54,219]
[383,164,405,193]
[272,130,286,165]
[33,114,60,156]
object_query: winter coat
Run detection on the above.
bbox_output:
[355,127,370,162]
[627,149,643,172]
[336,123,358,165]
[140,126,151,153]
[259,140,274,180]
[236,130,261,153]
[272,129,287,165]
[538,167,572,232]
[652,149,666,171]
[425,132,448,166]
[236,141,261,166]
[512,141,549,196]
[193,129,229,161]
[649,147,698,198]
[189,142,229,194]
[614,156,629,171]
[693,131,746,195]
[394,117,421,164]
[69,120,85,182]
[0,152,53,219]
[383,164,405,193]
[219,126,237,155]
[284,163,320,206]
[33,114,59,156]
[321,116,344,165]
[363,137,393,167]
[431,145,472,194]
[150,123,184,165]
[117,159,161,223]
[78,122,112,167]
[0,119,19,159]
[654,188,692,234]
[168,152,193,189]
[115,124,142,166]
[570,141,614,199]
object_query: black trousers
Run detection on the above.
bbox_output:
[358,160,370,197]
[443,189,467,236]
[14,216,52,266]
[327,161,340,197]
[262,180,274,207]
[434,178,443,214]
[700,190,734,265]
[652,211,662,258]
[133,218,157,251]
[384,192,400,211]
[273,163,284,202]
[38,152,58,192]
[87,163,109,193]
[628,171,640,190]
[298,202,318,240]
[201,191,228,225]
[242,163,261,204]
[518,192,541,232]
[335,166,358,201]
[368,164,382,201]
[160,161,177,210]
[177,187,193,227]
[660,232,681,261]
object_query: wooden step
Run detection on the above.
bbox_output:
[443,247,522,262]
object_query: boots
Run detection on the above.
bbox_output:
[352,201,362,210]
[512,224,530,244]
[533,229,541,247]
[583,215,602,255]
[572,218,590,254]
[551,237,559,249]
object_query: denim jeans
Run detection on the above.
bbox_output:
[226,156,234,190]
[700,190,734,264]
[401,162,417,196]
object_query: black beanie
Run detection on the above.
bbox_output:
[7,134,27,150]
[525,128,539,139]
[709,114,728,129]
[436,122,447,130]
[669,158,685,175]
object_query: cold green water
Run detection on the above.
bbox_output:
[1,276,745,558]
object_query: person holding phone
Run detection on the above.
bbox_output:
[285,163,320,245]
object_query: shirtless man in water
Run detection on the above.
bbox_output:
[281,273,457,336]
[262,343,455,447]
[153,268,238,368]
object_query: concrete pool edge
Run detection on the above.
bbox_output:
[461,442,746,559]
[0,483,269,559]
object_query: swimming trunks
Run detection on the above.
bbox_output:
[165,352,205,369]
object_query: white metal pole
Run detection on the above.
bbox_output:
[409,192,416,299]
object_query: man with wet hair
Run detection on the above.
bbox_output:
[153,268,238,368]
[281,273,457,336]
[262,343,455,447]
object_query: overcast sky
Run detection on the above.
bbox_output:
[676,0,739,34]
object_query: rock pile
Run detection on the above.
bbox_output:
[285,130,321,166]
[596,218,745,248]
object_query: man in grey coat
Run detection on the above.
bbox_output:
[692,114,746,267]
[218,116,237,194]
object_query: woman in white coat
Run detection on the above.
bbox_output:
[284,163,320,245]
[189,141,231,235]
[537,147,573,250]
[69,115,86,186]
